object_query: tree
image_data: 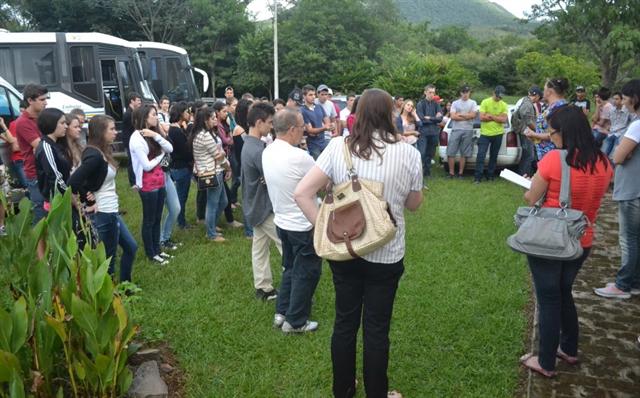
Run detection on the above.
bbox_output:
[530,0,640,87]
[515,51,600,92]
[111,0,187,42]
[430,25,476,54]
[234,27,274,98]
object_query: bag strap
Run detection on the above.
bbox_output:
[558,149,571,208]
[342,140,361,192]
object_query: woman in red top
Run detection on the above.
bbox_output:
[521,105,613,377]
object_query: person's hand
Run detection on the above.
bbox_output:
[141,129,158,138]
[436,112,442,118]
[86,192,96,202]
[214,151,225,161]
[0,117,7,131]
[224,170,232,181]
[85,204,98,214]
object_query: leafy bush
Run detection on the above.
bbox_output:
[515,51,601,92]
[0,192,138,397]
[374,53,480,101]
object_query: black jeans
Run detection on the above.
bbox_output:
[417,134,439,177]
[196,188,206,221]
[125,148,136,187]
[139,188,166,259]
[474,134,503,180]
[223,180,235,223]
[275,227,322,328]
[329,258,404,398]
[527,249,590,371]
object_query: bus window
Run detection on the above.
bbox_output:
[70,46,99,103]
[117,60,133,98]
[13,47,56,87]
[149,57,163,98]
[0,49,15,84]
[101,60,123,121]
[166,57,191,102]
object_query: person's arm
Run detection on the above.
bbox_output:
[479,112,493,122]
[416,101,429,123]
[294,165,330,225]
[450,108,466,121]
[68,150,101,203]
[130,135,164,172]
[612,137,638,165]
[405,191,423,211]
[149,130,173,153]
[492,113,508,124]
[431,103,443,124]
[395,116,404,133]
[523,172,549,206]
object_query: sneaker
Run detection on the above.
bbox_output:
[446,174,455,179]
[228,220,243,228]
[273,314,285,328]
[456,173,463,179]
[151,255,168,265]
[631,288,640,296]
[0,225,6,237]
[473,179,481,184]
[282,320,318,333]
[209,236,226,243]
[594,284,631,299]
[256,289,278,301]
[159,252,174,259]
[161,240,179,250]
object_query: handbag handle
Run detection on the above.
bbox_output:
[342,140,362,192]
[533,149,571,209]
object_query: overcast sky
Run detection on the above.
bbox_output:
[247,0,540,20]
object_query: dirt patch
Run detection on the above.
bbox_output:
[130,341,187,397]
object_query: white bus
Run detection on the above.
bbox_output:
[0,31,156,125]
[133,41,209,103]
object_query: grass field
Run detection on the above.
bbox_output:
[107,163,531,397]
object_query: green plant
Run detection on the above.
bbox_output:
[0,192,138,397]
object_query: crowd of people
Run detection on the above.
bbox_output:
[0,76,639,397]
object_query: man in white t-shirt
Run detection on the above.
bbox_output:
[316,84,339,139]
[339,94,355,136]
[262,108,322,333]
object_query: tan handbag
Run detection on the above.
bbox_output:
[314,141,398,261]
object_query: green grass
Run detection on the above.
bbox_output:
[112,165,530,397]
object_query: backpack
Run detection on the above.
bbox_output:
[510,97,526,135]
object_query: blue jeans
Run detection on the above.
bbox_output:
[25,177,46,225]
[161,171,181,242]
[275,227,322,328]
[475,134,503,180]
[615,198,640,292]
[603,134,619,160]
[417,134,439,177]
[9,159,28,188]
[592,130,607,148]
[527,249,590,371]
[170,167,192,228]
[518,136,535,176]
[139,188,165,259]
[307,139,327,160]
[91,212,138,282]
[205,173,227,238]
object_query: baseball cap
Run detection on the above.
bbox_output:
[528,86,542,97]
[575,85,585,92]
[317,84,330,93]
[327,88,334,96]
[288,88,303,106]
[494,85,506,98]
[460,85,471,93]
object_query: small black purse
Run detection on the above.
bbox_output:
[197,171,219,191]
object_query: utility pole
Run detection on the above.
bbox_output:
[273,0,279,100]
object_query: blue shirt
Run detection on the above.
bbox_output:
[301,104,327,149]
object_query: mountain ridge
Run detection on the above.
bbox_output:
[395,0,522,28]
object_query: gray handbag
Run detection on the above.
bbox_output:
[507,150,589,260]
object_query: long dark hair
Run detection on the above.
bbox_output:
[37,108,65,136]
[548,105,609,173]
[87,115,117,167]
[348,88,398,160]
[169,101,189,123]
[188,107,214,152]
[235,98,253,132]
[133,105,162,159]
[621,79,640,112]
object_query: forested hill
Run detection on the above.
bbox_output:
[395,0,520,28]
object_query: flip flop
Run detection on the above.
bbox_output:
[556,349,579,365]
[388,390,403,398]
[519,353,557,378]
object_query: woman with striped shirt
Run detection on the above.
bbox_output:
[192,108,230,242]
[295,88,424,398]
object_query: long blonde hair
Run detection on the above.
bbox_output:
[64,114,84,167]
[87,115,118,167]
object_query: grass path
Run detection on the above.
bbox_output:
[116,165,530,397]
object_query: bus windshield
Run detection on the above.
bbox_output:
[133,52,156,102]
[164,56,196,102]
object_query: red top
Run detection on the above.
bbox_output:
[537,150,613,247]
[15,110,41,179]
[347,114,356,133]
[8,120,24,162]
[141,165,165,192]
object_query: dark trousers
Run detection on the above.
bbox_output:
[223,180,234,223]
[91,212,138,282]
[229,151,241,204]
[275,227,322,328]
[330,258,404,398]
[417,134,439,177]
[518,136,535,177]
[196,188,206,221]
[475,134,503,180]
[125,148,136,187]
[527,249,590,371]
[139,188,165,259]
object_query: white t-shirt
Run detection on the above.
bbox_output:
[625,119,640,143]
[316,99,338,140]
[315,136,423,263]
[262,139,316,231]
[94,165,118,213]
[340,108,351,136]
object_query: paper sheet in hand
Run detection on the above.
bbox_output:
[500,169,532,189]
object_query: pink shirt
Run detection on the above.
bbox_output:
[141,165,165,192]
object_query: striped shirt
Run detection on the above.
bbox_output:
[193,130,227,175]
[315,135,423,263]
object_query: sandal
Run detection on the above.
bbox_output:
[556,349,579,365]
[519,353,557,378]
[388,390,403,398]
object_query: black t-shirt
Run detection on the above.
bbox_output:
[572,98,591,112]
